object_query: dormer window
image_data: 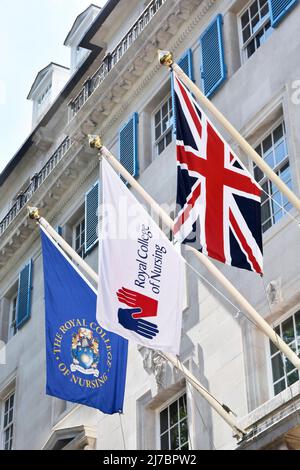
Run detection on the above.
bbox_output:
[37,82,52,107]
[27,63,69,129]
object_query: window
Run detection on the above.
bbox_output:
[8,295,17,341]
[37,82,52,107]
[270,311,300,395]
[240,0,272,60]
[2,392,15,450]
[253,121,291,233]
[154,96,173,157]
[73,217,85,258]
[159,393,189,450]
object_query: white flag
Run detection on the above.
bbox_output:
[97,158,184,355]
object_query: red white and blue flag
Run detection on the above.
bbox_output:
[173,73,263,274]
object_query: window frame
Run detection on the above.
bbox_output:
[268,309,300,397]
[155,391,189,450]
[1,391,15,450]
[72,215,86,259]
[252,118,291,233]
[152,94,174,159]
[238,0,273,63]
[8,294,18,341]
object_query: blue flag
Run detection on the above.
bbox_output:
[40,228,128,414]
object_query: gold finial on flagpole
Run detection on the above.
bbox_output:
[158,50,173,67]
[88,135,102,151]
[27,206,41,221]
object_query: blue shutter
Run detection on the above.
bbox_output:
[119,113,139,180]
[16,260,33,329]
[200,14,227,97]
[269,0,298,27]
[171,49,194,134]
[85,181,99,253]
[177,49,194,81]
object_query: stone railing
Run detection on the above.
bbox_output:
[68,0,167,121]
[0,137,72,237]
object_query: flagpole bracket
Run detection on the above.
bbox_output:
[158,50,173,68]
[27,206,41,221]
[88,134,103,151]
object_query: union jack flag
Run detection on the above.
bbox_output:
[173,73,263,274]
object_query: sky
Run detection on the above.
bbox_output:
[0,0,106,174]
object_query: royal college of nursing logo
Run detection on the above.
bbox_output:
[53,319,113,389]
[71,327,100,377]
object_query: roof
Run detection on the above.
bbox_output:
[0,0,121,187]
[27,62,70,100]
[64,4,101,46]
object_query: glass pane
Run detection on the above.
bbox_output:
[160,408,168,434]
[180,419,188,446]
[274,379,285,395]
[262,135,272,154]
[287,370,299,387]
[250,1,258,17]
[274,141,286,166]
[4,430,10,450]
[170,425,179,450]
[179,395,187,419]
[255,144,262,156]
[241,10,249,29]
[247,39,255,58]
[166,130,172,147]
[242,25,251,43]
[256,28,265,47]
[158,139,165,155]
[254,165,264,182]
[295,311,300,337]
[260,0,268,9]
[261,200,271,223]
[251,14,259,31]
[263,150,274,168]
[271,190,281,211]
[282,317,295,344]
[280,164,291,184]
[9,408,13,424]
[261,181,269,201]
[273,124,283,143]
[161,102,168,118]
[162,116,169,133]
[270,339,279,356]
[262,218,272,232]
[160,431,169,450]
[154,111,160,126]
[283,342,296,374]
[155,125,161,141]
[272,353,284,382]
[169,401,178,427]
[5,399,9,413]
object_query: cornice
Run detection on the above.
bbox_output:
[69,0,217,144]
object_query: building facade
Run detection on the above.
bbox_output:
[0,0,300,450]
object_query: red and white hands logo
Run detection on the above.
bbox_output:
[116,287,159,339]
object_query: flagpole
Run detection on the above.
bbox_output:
[27,207,98,284]
[27,205,246,440]
[87,137,300,373]
[158,50,300,214]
